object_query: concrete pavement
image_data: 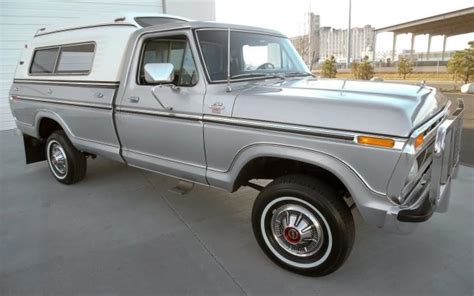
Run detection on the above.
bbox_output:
[0,129,473,295]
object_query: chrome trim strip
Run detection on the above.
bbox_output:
[13,79,119,87]
[123,148,206,169]
[15,96,112,110]
[204,115,355,141]
[117,108,406,147]
[15,95,405,148]
[117,106,203,121]
[205,115,409,148]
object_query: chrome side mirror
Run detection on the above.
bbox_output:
[144,63,174,84]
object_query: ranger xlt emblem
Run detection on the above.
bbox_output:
[209,102,225,114]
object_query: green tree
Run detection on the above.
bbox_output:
[351,56,374,80]
[447,41,474,84]
[321,56,337,78]
[398,57,413,80]
[351,62,360,79]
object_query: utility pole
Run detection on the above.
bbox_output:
[307,0,312,68]
[347,0,352,68]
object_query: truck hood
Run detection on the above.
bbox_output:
[232,78,448,137]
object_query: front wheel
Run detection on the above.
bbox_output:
[252,175,354,276]
[46,131,87,185]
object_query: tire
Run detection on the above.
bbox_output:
[46,130,87,184]
[252,174,355,276]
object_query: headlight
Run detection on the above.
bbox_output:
[406,161,419,184]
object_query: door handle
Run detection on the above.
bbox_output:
[128,96,140,103]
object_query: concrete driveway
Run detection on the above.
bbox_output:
[0,129,473,295]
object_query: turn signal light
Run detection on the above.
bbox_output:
[357,136,395,148]
[414,134,424,149]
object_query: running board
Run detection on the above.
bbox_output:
[168,180,195,195]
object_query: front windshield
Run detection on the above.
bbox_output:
[196,30,310,82]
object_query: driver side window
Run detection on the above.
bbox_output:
[139,36,198,86]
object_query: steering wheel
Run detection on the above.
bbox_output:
[257,62,275,70]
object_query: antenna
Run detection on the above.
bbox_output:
[226,28,232,92]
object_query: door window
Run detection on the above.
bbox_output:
[139,36,198,86]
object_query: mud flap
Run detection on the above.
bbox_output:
[23,134,46,164]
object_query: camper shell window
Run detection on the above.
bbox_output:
[29,42,95,75]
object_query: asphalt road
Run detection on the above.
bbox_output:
[1,128,473,295]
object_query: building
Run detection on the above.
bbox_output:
[290,13,376,66]
[0,0,216,131]
[375,8,474,63]
[319,25,375,63]
[398,50,456,62]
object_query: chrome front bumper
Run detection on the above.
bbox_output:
[383,98,464,233]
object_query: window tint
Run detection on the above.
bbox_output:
[196,30,228,81]
[56,43,95,73]
[196,30,310,82]
[30,47,59,74]
[180,45,198,86]
[140,36,198,86]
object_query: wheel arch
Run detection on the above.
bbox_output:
[34,111,75,140]
[206,143,393,227]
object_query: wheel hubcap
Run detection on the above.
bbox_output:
[47,140,68,178]
[283,227,301,244]
[271,204,324,257]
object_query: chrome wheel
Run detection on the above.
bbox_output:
[47,140,68,179]
[271,204,324,257]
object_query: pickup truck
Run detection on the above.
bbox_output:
[9,14,464,276]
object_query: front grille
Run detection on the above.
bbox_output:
[416,140,435,168]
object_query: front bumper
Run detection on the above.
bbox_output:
[383,98,464,233]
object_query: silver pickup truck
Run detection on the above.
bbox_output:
[9,14,464,276]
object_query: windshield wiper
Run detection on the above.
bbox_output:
[231,72,286,80]
[281,72,313,77]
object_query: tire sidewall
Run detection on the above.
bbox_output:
[252,181,351,276]
[46,132,77,184]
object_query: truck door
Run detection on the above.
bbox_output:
[115,30,207,184]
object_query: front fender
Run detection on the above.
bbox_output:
[206,143,395,228]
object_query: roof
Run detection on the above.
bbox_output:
[138,21,286,37]
[34,13,191,36]
[33,13,286,38]
[376,7,474,36]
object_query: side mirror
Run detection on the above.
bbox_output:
[144,63,174,84]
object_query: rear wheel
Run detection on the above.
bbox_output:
[46,131,86,184]
[252,175,354,276]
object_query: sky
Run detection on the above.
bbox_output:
[215,0,474,54]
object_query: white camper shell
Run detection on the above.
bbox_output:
[15,14,190,82]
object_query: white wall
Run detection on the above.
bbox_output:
[165,0,216,21]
